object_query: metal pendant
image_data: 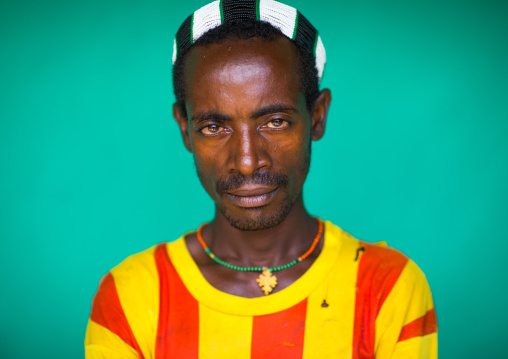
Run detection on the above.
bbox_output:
[256,267,278,295]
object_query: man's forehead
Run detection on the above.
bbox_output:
[183,38,304,115]
[185,37,299,81]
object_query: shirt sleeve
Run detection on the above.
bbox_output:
[85,246,160,359]
[84,273,143,359]
[85,321,140,359]
[374,260,438,359]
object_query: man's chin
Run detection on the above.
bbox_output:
[220,200,293,231]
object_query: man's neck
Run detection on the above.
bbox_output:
[204,197,318,268]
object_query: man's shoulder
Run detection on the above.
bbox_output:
[326,221,426,283]
[111,244,159,273]
[360,240,410,266]
[356,238,428,291]
[99,244,161,293]
[327,221,407,261]
[109,235,188,280]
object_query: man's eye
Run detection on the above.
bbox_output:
[265,119,289,129]
[200,124,224,135]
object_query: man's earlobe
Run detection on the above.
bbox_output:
[311,89,331,141]
[173,103,193,153]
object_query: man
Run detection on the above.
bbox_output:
[85,1,437,358]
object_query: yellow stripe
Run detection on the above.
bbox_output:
[303,227,360,358]
[168,221,342,316]
[391,333,438,359]
[110,245,160,359]
[375,260,435,356]
[198,303,253,358]
[85,320,139,358]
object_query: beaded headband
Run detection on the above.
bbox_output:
[172,0,326,82]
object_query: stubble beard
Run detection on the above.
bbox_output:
[211,143,311,231]
[219,194,294,231]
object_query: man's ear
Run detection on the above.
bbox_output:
[173,103,193,153]
[310,88,331,141]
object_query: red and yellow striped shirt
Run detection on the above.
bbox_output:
[85,221,437,358]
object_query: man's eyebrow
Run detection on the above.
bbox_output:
[251,104,299,118]
[191,111,232,123]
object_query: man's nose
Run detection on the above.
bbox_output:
[227,127,270,176]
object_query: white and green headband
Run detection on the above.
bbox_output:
[172,0,326,82]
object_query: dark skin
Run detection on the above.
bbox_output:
[173,36,331,298]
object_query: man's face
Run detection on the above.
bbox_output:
[176,37,320,231]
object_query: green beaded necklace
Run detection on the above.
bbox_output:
[196,219,323,295]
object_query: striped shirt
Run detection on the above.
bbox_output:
[85,221,437,358]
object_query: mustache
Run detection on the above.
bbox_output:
[216,171,289,194]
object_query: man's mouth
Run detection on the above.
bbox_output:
[225,187,279,208]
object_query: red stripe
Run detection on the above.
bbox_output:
[90,272,145,359]
[251,298,307,358]
[352,242,408,359]
[154,243,199,359]
[398,308,437,342]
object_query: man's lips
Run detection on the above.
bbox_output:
[224,187,279,208]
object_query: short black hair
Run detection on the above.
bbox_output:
[172,19,320,118]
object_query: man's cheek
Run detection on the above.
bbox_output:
[195,161,221,193]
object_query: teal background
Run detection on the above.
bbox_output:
[1,0,507,357]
